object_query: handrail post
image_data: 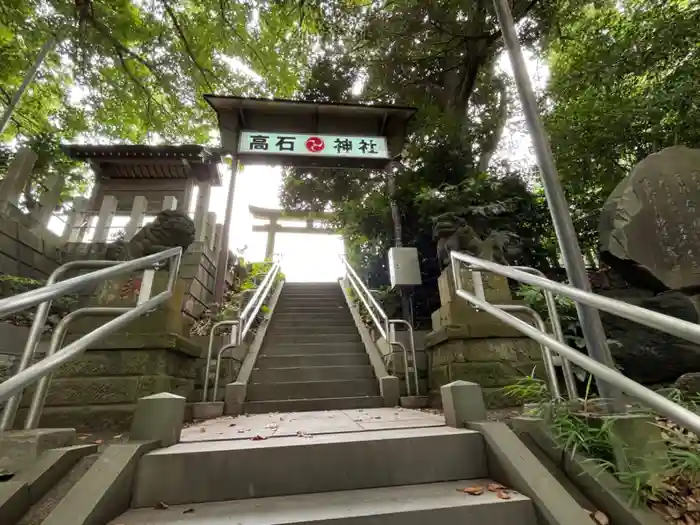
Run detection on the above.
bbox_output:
[0,249,182,411]
[512,266,579,401]
[0,259,123,431]
[492,0,621,412]
[206,261,281,402]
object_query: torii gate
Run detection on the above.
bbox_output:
[204,95,417,301]
[249,205,338,260]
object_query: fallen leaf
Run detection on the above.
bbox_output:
[183,508,195,514]
[487,483,507,492]
[462,486,484,495]
[154,501,169,510]
[228,423,236,427]
[251,435,266,441]
[589,510,609,525]
[199,428,206,433]
[496,491,511,500]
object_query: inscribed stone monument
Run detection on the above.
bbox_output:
[599,146,700,292]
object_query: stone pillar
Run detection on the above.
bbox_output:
[124,196,148,240]
[425,264,548,409]
[205,211,216,250]
[31,175,63,226]
[264,220,277,260]
[194,183,211,241]
[0,148,37,212]
[214,224,224,259]
[162,196,178,211]
[92,195,117,243]
[62,197,89,242]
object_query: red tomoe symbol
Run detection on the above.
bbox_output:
[305,136,325,152]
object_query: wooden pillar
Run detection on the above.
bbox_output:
[93,195,118,243]
[0,148,37,212]
[124,196,148,240]
[62,197,89,242]
[194,183,211,241]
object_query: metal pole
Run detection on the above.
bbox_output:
[0,38,56,135]
[214,159,239,303]
[492,0,622,411]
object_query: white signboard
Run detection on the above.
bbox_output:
[238,131,389,159]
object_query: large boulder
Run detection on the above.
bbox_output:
[599,146,700,293]
[601,291,700,385]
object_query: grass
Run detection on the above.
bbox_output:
[506,372,700,524]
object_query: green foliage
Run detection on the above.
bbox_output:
[1,0,331,204]
[545,0,700,250]
[508,376,700,515]
[190,260,284,336]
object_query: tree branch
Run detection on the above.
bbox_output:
[218,0,268,74]
[161,0,216,91]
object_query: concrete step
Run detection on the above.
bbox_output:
[266,324,359,336]
[273,305,350,314]
[270,319,356,330]
[261,341,366,355]
[114,479,535,524]
[251,365,375,383]
[248,379,379,401]
[256,353,370,368]
[271,311,353,320]
[264,332,361,345]
[131,426,487,507]
[244,395,383,413]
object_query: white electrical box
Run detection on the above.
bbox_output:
[388,247,422,287]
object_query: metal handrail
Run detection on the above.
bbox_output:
[0,247,182,430]
[202,261,281,402]
[449,250,700,436]
[339,255,389,339]
[339,255,420,396]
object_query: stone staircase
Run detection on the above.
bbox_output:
[245,282,383,413]
[109,410,541,524]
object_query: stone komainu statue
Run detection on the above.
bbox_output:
[105,209,196,261]
[433,213,511,269]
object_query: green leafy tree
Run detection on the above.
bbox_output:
[545,0,700,250]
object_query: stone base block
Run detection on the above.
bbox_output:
[224,382,246,415]
[438,264,513,305]
[130,393,186,447]
[24,334,199,432]
[430,302,530,335]
[379,376,400,407]
[441,381,487,427]
[192,402,224,420]
[0,429,75,475]
[71,272,190,337]
[427,335,546,409]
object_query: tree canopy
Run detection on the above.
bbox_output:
[2,0,697,322]
[545,0,700,247]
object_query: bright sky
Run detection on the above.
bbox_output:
[211,164,345,283]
